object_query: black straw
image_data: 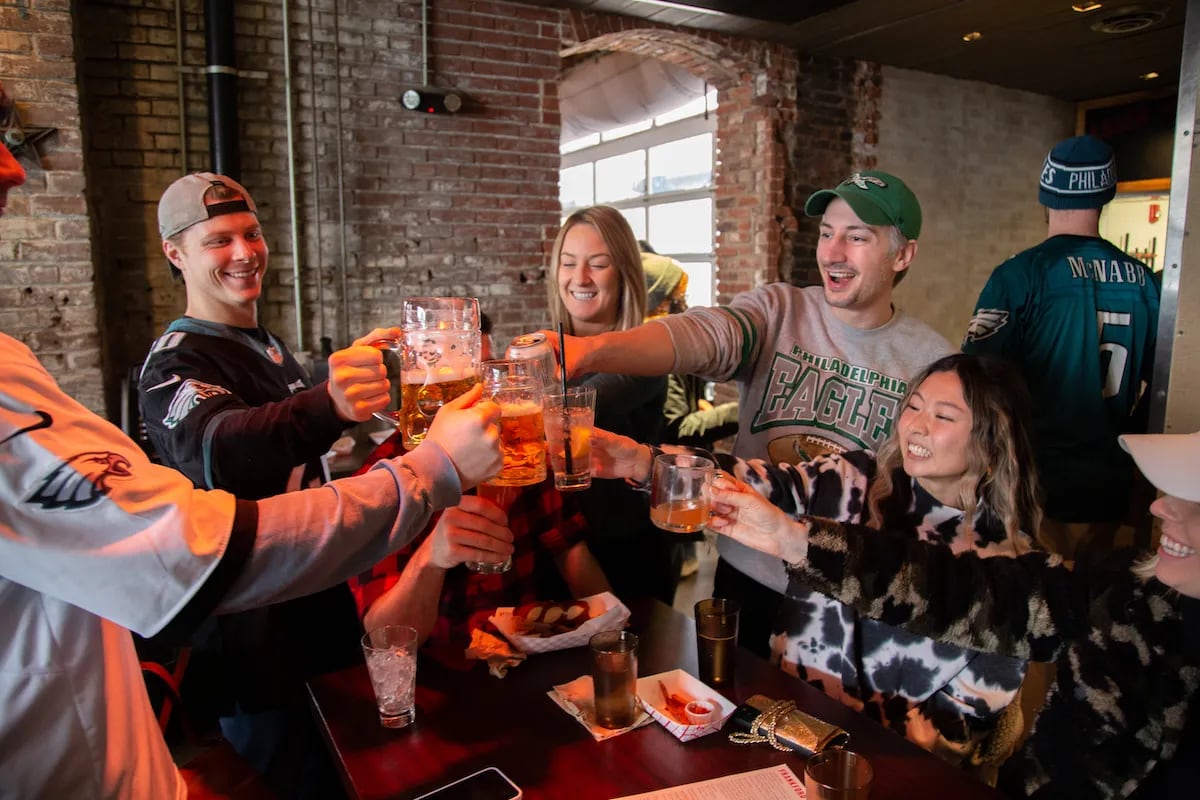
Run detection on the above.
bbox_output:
[557,322,574,475]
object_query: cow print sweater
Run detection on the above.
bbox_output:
[725,450,1032,770]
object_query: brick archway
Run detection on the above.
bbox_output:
[562,17,799,301]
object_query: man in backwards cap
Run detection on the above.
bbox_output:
[543,171,954,657]
[139,173,398,797]
[963,135,1161,559]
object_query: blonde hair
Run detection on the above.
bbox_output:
[547,206,647,334]
[866,353,1043,550]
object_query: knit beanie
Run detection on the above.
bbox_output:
[1038,135,1117,210]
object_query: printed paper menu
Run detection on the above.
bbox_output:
[611,764,805,799]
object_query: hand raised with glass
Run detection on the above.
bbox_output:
[424,384,503,489]
[327,343,391,422]
[428,495,514,569]
[535,328,592,380]
[589,427,651,483]
[707,473,812,566]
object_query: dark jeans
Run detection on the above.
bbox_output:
[712,557,785,660]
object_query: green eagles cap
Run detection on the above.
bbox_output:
[804,171,922,240]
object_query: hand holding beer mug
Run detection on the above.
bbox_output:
[650,453,716,533]
[374,297,481,448]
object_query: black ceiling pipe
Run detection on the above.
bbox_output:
[204,0,240,179]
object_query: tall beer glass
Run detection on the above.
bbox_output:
[481,359,546,488]
[377,297,481,449]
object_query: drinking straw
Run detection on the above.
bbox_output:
[557,322,574,475]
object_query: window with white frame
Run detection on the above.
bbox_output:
[560,91,718,309]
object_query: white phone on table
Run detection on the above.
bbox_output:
[412,766,523,800]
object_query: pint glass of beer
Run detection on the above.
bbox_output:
[480,359,546,488]
[384,297,481,449]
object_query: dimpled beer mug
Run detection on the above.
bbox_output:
[480,359,547,488]
[384,297,481,449]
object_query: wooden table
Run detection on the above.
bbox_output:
[308,598,1005,800]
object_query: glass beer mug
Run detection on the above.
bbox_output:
[373,297,481,449]
[480,359,546,488]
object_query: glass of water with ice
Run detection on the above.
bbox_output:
[361,624,419,728]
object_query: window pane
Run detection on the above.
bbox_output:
[679,261,713,308]
[595,150,645,204]
[620,207,646,243]
[647,198,712,253]
[654,89,718,125]
[561,133,600,154]
[601,118,653,142]
[560,164,594,212]
[648,133,713,195]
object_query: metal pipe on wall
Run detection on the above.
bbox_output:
[175,0,189,173]
[333,0,350,346]
[204,0,239,178]
[281,0,306,350]
[306,0,326,345]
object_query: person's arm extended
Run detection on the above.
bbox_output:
[556,540,612,598]
[139,345,350,493]
[540,321,677,379]
[361,535,448,644]
[211,441,464,615]
[359,497,514,643]
[707,473,1094,663]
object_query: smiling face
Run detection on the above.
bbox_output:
[816,198,915,328]
[163,211,268,328]
[1150,495,1200,598]
[557,222,621,336]
[897,369,974,507]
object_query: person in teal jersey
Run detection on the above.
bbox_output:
[962,135,1160,560]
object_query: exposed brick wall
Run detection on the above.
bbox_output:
[784,54,881,289]
[0,1,103,411]
[879,66,1074,345]
[76,0,563,416]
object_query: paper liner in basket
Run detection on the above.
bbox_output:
[637,669,736,742]
[490,591,630,654]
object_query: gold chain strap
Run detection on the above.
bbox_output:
[728,699,797,751]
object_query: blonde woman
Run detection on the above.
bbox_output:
[545,206,674,603]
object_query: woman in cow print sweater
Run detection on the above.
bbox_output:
[707,427,1200,799]
[596,353,1042,775]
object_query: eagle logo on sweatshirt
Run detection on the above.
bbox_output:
[163,378,231,429]
[28,451,132,510]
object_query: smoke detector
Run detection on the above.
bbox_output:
[1089,4,1169,34]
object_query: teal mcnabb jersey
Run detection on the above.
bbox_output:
[963,234,1160,522]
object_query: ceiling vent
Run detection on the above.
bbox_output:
[1089,4,1169,34]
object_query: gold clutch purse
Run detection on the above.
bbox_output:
[728,694,851,754]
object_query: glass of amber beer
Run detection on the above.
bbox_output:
[471,360,546,573]
[649,453,715,533]
[382,297,481,449]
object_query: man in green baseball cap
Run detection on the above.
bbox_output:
[803,170,923,324]
[524,171,952,665]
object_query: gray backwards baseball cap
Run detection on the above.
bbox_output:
[157,172,257,239]
[804,170,922,240]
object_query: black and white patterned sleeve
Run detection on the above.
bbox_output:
[793,518,1099,663]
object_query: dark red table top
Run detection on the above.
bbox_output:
[308,597,1006,800]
